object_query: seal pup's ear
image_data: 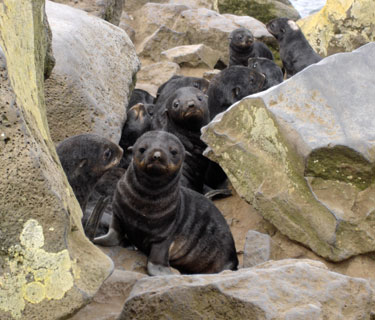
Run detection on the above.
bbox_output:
[287,20,299,31]
[185,150,192,157]
[79,159,88,168]
[232,86,241,99]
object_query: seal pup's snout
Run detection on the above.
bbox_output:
[152,150,162,160]
[187,101,195,108]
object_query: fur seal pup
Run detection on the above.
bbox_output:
[229,28,274,67]
[266,18,322,77]
[127,88,155,110]
[119,102,155,169]
[207,65,265,119]
[56,134,123,213]
[94,131,238,275]
[155,75,209,105]
[153,87,210,193]
[248,57,284,91]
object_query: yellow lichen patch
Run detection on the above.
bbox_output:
[0,219,74,319]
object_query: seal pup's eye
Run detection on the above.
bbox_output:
[103,148,112,160]
[139,147,146,154]
[170,149,178,156]
[197,95,203,102]
[173,101,179,109]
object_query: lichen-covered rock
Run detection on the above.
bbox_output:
[50,0,125,25]
[202,43,375,262]
[298,0,375,57]
[161,44,221,69]
[0,1,112,318]
[45,1,140,143]
[119,259,373,319]
[218,0,300,24]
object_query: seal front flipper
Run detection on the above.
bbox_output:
[93,227,122,246]
[147,241,175,276]
[84,195,110,241]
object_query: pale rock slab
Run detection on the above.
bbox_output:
[161,44,221,69]
[45,1,140,143]
[243,230,273,267]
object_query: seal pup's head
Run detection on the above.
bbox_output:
[57,133,123,209]
[132,131,185,183]
[266,18,300,42]
[166,87,209,131]
[248,57,284,90]
[229,28,254,51]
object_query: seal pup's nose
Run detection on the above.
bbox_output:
[153,151,162,160]
[187,101,195,108]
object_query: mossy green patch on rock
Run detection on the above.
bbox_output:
[218,0,275,24]
[305,146,375,190]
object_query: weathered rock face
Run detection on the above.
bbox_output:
[0,1,112,319]
[218,0,300,24]
[119,259,373,319]
[202,43,375,262]
[45,1,140,143]
[50,0,125,25]
[161,44,221,69]
[71,270,147,320]
[298,0,375,57]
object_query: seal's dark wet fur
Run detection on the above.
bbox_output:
[57,133,123,213]
[229,28,274,67]
[95,131,238,275]
[207,66,265,119]
[266,18,322,77]
[248,57,284,91]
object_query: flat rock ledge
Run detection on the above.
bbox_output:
[119,259,373,320]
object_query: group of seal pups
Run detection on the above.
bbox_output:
[56,17,322,276]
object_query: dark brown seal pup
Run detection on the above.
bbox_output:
[248,57,284,91]
[229,27,274,67]
[119,102,155,169]
[266,18,322,77]
[57,133,123,213]
[94,131,238,275]
[207,65,265,119]
[155,75,209,105]
[127,88,155,111]
[153,86,210,193]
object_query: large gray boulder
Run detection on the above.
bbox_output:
[202,42,375,262]
[50,0,125,26]
[0,1,113,318]
[119,259,373,319]
[45,1,140,143]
